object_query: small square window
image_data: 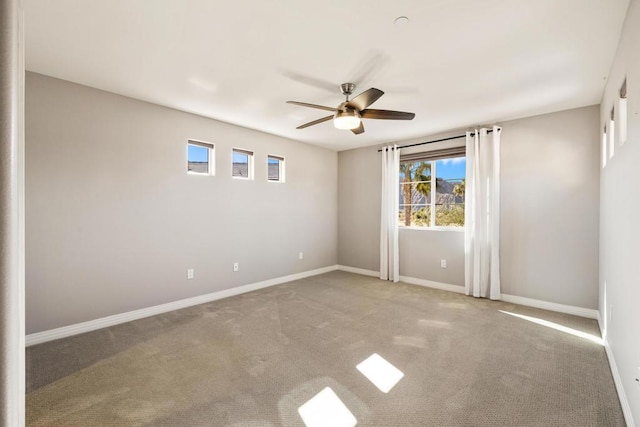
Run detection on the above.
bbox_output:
[602,125,607,169]
[267,155,285,182]
[232,148,254,179]
[609,107,615,160]
[619,78,627,145]
[187,140,214,175]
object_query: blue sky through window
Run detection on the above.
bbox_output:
[188,144,208,162]
[233,152,248,164]
[436,157,465,180]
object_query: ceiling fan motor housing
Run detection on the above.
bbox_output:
[287,84,414,134]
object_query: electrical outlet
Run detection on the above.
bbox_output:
[440,259,447,268]
[187,269,194,280]
[233,262,239,272]
[299,252,304,260]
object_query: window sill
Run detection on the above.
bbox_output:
[399,226,464,232]
[187,171,213,176]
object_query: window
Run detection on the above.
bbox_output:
[187,140,214,175]
[267,155,285,182]
[232,148,253,179]
[399,148,466,228]
[602,124,607,169]
[619,79,627,145]
[609,107,615,159]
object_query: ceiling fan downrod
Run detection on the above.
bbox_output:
[340,83,356,101]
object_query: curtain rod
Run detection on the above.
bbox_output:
[377,128,500,152]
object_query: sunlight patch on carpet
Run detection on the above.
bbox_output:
[297,387,357,427]
[499,311,603,345]
[356,353,404,393]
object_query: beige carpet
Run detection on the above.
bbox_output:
[26,271,625,426]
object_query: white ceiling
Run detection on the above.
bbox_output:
[25,0,629,151]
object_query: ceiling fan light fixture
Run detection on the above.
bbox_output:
[288,85,414,134]
[334,109,361,130]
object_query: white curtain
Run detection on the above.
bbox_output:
[380,145,400,282]
[464,126,501,299]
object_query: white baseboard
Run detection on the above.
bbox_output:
[597,314,636,427]
[336,265,464,296]
[603,336,636,427]
[500,294,599,319]
[26,265,339,347]
[336,265,465,293]
[337,265,599,319]
[399,275,465,294]
[336,265,379,277]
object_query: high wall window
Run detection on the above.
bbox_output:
[602,124,607,169]
[609,107,615,159]
[399,148,466,228]
[619,78,627,145]
[187,140,214,175]
[267,155,285,182]
[232,148,254,179]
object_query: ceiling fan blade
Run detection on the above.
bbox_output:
[347,88,384,110]
[287,101,337,112]
[281,69,337,93]
[351,122,365,135]
[361,109,415,120]
[296,115,334,129]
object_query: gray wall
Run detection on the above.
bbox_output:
[399,230,465,286]
[599,0,640,422]
[26,72,337,334]
[337,147,381,273]
[338,105,600,309]
[501,106,600,308]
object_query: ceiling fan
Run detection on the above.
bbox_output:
[286,83,415,135]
